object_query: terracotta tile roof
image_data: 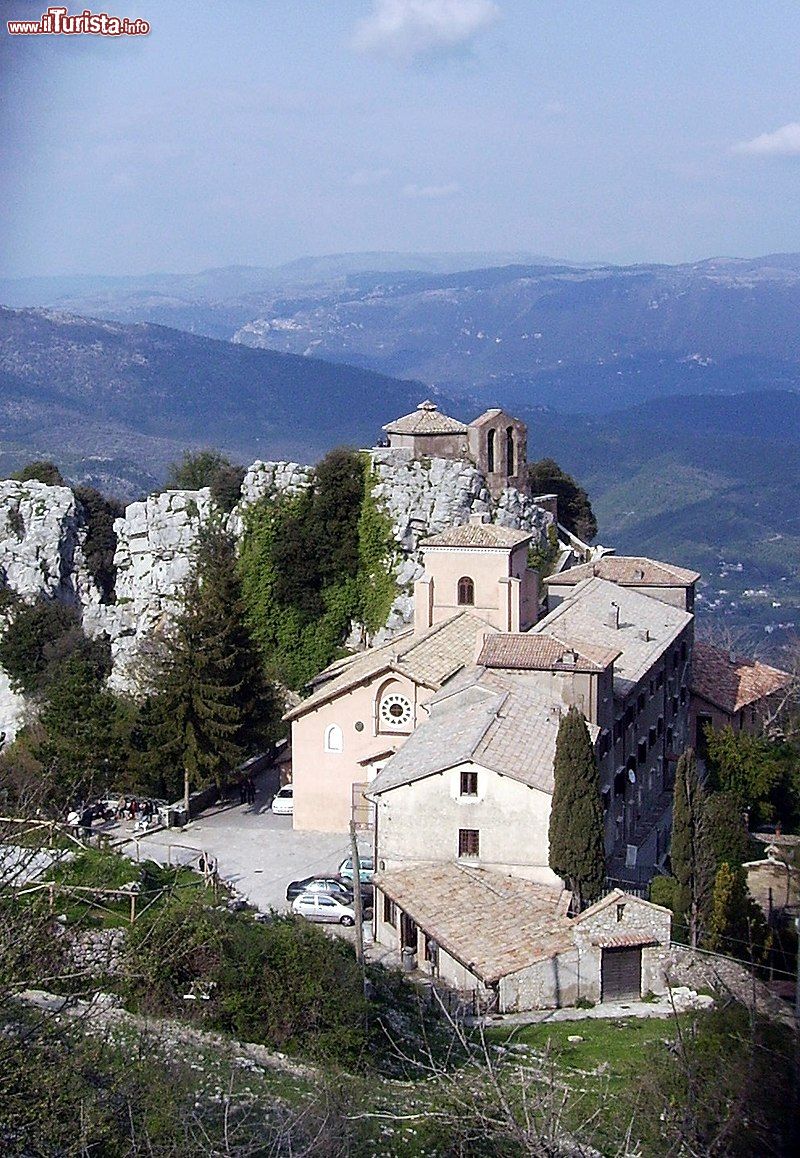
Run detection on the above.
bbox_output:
[421,523,533,549]
[589,932,660,949]
[478,632,620,672]
[374,863,573,983]
[283,612,497,721]
[545,556,700,588]
[692,641,792,715]
[535,577,691,697]
[383,400,468,436]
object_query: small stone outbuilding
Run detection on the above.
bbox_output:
[373,865,672,1013]
[382,400,470,461]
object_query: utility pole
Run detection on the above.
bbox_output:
[795,915,800,1024]
[349,820,365,970]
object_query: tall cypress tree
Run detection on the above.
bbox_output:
[548,706,606,910]
[707,861,769,962]
[671,748,714,947]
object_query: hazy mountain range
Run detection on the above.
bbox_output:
[2,250,799,652]
[0,305,423,494]
[5,253,799,415]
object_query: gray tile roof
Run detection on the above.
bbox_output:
[375,863,573,983]
[383,400,468,436]
[369,668,599,795]
[421,523,533,549]
[284,612,497,722]
[545,555,700,588]
[535,577,691,697]
[368,684,504,792]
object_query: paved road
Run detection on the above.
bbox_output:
[121,797,372,914]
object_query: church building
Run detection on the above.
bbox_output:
[285,513,539,833]
[382,400,528,498]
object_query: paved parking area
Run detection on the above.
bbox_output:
[120,795,372,914]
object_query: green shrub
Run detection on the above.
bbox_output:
[0,600,87,694]
[12,461,65,487]
[73,484,124,604]
[124,903,369,1064]
[649,874,678,912]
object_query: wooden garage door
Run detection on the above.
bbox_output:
[601,947,642,1001]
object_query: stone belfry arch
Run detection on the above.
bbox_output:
[468,409,528,499]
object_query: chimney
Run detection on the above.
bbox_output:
[414,575,434,634]
[469,511,490,526]
[605,601,620,630]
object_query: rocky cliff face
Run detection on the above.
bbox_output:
[0,455,553,707]
[0,480,102,738]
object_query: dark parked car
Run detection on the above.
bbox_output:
[285,875,371,906]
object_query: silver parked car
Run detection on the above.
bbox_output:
[291,890,356,926]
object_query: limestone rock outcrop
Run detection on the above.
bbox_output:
[0,480,100,607]
[0,454,554,698]
[0,480,101,738]
[86,489,214,692]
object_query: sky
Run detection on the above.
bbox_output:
[2,0,800,277]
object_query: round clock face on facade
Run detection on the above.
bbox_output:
[380,693,412,729]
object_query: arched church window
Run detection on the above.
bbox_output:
[457,576,475,606]
[506,426,515,476]
[487,429,495,473]
[324,724,343,753]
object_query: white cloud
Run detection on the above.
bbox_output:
[348,167,391,187]
[352,0,500,60]
[402,181,461,198]
[732,122,800,156]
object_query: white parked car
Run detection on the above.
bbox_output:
[271,785,293,815]
[292,890,356,926]
[338,853,374,883]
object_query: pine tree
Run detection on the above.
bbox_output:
[548,706,606,910]
[154,529,280,816]
[671,749,714,947]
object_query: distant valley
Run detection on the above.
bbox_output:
[0,306,424,496]
[1,252,798,654]
[531,391,800,653]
